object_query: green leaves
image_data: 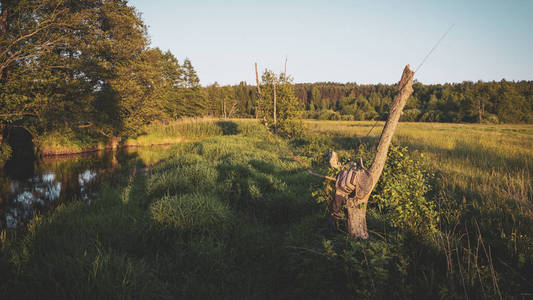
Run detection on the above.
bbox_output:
[0,1,206,141]
[372,145,437,234]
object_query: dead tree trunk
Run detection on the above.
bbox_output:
[255,62,261,120]
[255,62,262,98]
[337,65,414,239]
[273,79,277,132]
[284,56,287,76]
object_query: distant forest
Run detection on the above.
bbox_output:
[204,80,533,124]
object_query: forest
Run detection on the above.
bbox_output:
[204,80,533,124]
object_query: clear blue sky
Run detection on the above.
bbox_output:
[129,0,532,86]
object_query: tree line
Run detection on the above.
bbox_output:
[204,80,533,124]
[0,0,204,141]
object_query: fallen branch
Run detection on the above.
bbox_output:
[289,152,336,181]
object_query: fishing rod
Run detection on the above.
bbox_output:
[363,24,455,139]
[415,24,455,74]
[291,25,456,182]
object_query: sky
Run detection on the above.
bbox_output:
[129,0,533,86]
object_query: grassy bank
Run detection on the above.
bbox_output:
[1,121,321,299]
[1,120,532,299]
[37,118,240,156]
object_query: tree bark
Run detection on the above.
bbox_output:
[368,65,414,181]
[345,65,414,239]
[255,62,261,98]
[284,56,287,76]
[255,62,262,121]
[273,79,277,131]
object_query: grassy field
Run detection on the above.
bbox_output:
[306,120,533,221]
[1,119,532,299]
[305,120,533,297]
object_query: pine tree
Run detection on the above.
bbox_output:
[182,58,200,88]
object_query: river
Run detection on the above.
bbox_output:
[0,146,170,230]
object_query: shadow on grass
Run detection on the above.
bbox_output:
[0,134,327,299]
[215,120,239,135]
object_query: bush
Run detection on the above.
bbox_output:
[372,145,438,234]
[278,119,306,139]
[481,113,499,124]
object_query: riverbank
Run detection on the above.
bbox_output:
[36,118,240,156]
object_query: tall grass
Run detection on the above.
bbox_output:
[37,117,251,155]
[0,121,319,299]
[303,120,533,298]
[2,120,531,299]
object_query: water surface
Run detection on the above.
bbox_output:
[0,147,168,229]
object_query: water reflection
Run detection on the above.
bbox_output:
[5,172,62,228]
[0,149,142,229]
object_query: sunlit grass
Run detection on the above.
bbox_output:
[304,120,533,210]
[124,117,225,146]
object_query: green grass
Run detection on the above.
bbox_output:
[1,119,532,299]
[37,129,107,155]
[124,117,235,147]
[37,117,244,155]
[302,120,533,298]
[0,121,320,299]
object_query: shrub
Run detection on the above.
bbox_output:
[481,113,499,124]
[278,119,306,139]
[372,145,438,234]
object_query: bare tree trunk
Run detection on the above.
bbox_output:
[255,63,261,96]
[368,65,414,181]
[347,200,369,239]
[273,79,277,131]
[223,99,226,119]
[255,62,262,121]
[284,56,287,76]
[345,65,414,239]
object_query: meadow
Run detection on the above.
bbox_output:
[1,119,531,299]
